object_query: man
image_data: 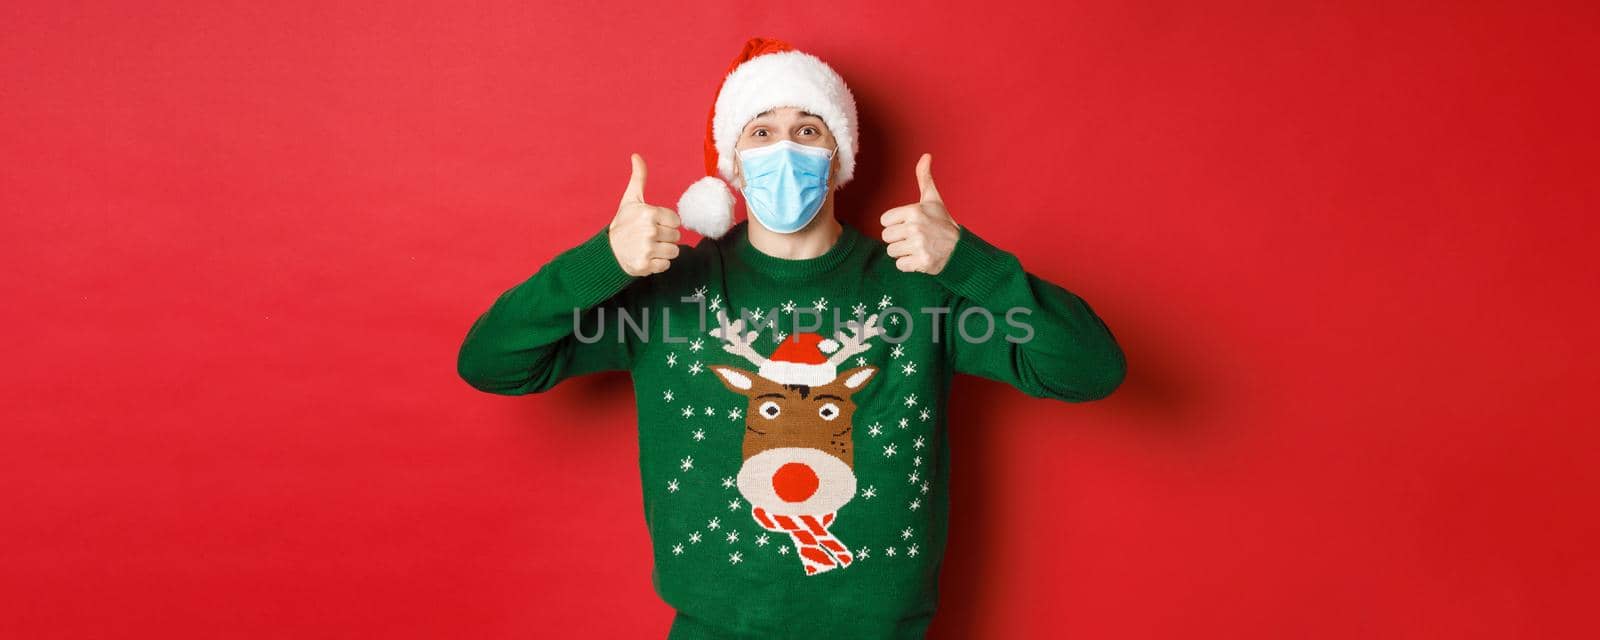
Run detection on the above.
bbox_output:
[457,37,1125,638]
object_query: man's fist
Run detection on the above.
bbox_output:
[881,153,960,274]
[610,153,682,276]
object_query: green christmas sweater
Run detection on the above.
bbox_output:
[457,220,1126,638]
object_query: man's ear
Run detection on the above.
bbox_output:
[838,366,876,391]
[710,365,757,394]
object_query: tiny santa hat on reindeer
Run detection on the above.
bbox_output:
[758,333,842,387]
[676,37,861,239]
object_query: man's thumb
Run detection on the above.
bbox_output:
[916,153,942,203]
[622,153,647,204]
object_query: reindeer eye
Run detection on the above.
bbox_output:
[818,403,840,421]
[759,401,781,419]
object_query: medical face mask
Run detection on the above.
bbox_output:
[735,140,836,234]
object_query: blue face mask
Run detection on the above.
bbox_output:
[736,140,836,234]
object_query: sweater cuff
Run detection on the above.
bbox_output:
[563,224,636,307]
[932,226,1018,304]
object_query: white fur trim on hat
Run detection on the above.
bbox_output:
[676,175,735,239]
[758,360,838,387]
[712,50,858,189]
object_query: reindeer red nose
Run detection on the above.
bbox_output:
[772,462,820,502]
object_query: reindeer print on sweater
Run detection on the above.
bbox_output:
[650,287,940,580]
[707,309,882,575]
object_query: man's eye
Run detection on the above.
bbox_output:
[753,130,767,137]
[801,127,817,135]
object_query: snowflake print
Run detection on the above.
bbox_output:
[729,551,743,565]
[778,546,790,555]
[680,456,694,472]
[891,344,905,359]
[898,417,909,429]
[689,361,704,375]
[692,429,706,441]
[689,338,704,353]
[913,435,926,450]
[672,543,684,555]
[886,546,897,557]
[920,481,930,494]
[913,455,922,466]
[812,297,828,311]
[691,286,707,300]
[878,294,893,309]
[883,443,899,458]
[781,300,796,314]
[727,499,741,511]
[919,408,931,422]
[858,547,871,560]
[667,479,680,493]
[901,361,917,376]
[868,422,883,437]
[721,476,736,489]
[901,527,915,540]
[909,498,922,511]
[726,530,740,544]
[708,295,722,312]
[682,406,695,419]
[707,517,721,531]
[907,544,920,557]
[703,405,714,416]
[852,302,868,317]
[756,533,771,547]
[667,352,678,367]
[857,356,867,367]
[888,314,900,326]
[862,485,878,499]
[663,390,675,402]
[908,470,921,484]
[774,330,788,342]
[903,394,918,408]
[727,407,742,420]
[750,308,764,322]
[689,531,702,544]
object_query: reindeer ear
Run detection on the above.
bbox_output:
[710,365,757,392]
[839,366,877,391]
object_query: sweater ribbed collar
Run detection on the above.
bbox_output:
[728,219,860,281]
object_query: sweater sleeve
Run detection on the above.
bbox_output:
[932,226,1127,402]
[456,225,641,395]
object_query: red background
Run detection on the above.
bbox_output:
[4,1,1597,637]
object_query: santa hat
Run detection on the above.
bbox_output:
[758,333,842,387]
[676,37,860,239]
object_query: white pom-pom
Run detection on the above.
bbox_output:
[818,338,840,354]
[676,176,735,239]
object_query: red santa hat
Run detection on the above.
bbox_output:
[676,37,860,239]
[758,332,843,386]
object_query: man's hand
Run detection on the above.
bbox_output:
[609,153,682,276]
[881,153,960,274]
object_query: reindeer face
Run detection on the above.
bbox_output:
[711,364,876,516]
[710,365,876,464]
[706,310,885,518]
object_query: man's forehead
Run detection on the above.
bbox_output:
[752,108,823,121]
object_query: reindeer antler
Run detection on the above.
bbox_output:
[827,313,883,366]
[709,308,768,368]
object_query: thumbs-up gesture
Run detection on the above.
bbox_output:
[609,153,682,276]
[881,153,960,274]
